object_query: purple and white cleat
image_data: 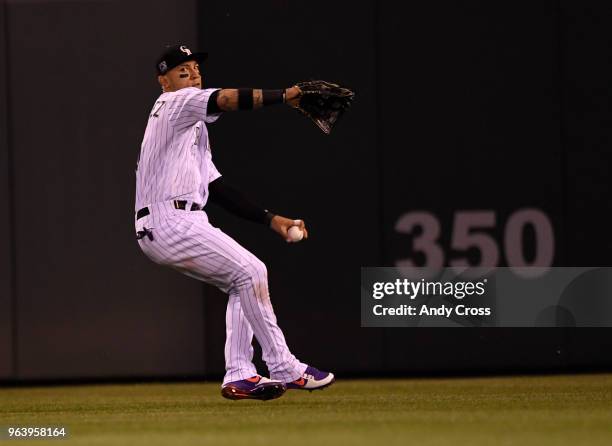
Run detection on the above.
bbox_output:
[221,375,286,401]
[286,366,335,391]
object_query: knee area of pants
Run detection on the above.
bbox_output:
[246,258,268,277]
[234,261,268,287]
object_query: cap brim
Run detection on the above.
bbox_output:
[187,52,208,63]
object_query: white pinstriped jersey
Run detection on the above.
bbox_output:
[135,87,221,210]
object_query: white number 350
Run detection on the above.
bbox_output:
[394,209,554,274]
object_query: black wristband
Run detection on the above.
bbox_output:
[238,88,254,110]
[262,89,285,106]
[265,210,276,226]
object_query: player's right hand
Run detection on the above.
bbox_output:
[270,215,309,242]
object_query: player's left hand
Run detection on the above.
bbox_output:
[290,80,355,134]
[270,215,309,242]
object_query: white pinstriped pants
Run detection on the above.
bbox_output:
[136,200,307,385]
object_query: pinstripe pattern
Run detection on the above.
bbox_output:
[136,206,306,384]
[135,89,306,386]
[135,87,221,210]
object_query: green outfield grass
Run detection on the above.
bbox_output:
[1,374,612,446]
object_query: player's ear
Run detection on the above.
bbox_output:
[158,75,169,91]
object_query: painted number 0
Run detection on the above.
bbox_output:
[395,209,554,271]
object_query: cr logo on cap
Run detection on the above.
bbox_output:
[180,45,192,56]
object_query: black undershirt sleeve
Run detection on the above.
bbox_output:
[207,89,221,114]
[207,177,274,225]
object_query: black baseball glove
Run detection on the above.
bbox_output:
[292,80,355,134]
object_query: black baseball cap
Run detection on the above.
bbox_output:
[156,44,208,75]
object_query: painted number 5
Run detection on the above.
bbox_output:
[450,211,498,268]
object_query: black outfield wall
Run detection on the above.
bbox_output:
[0,0,611,382]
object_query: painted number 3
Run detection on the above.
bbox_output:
[395,209,554,273]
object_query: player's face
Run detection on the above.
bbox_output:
[159,60,203,92]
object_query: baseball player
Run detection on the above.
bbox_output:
[135,44,335,400]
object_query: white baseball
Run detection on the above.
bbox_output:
[287,225,304,242]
